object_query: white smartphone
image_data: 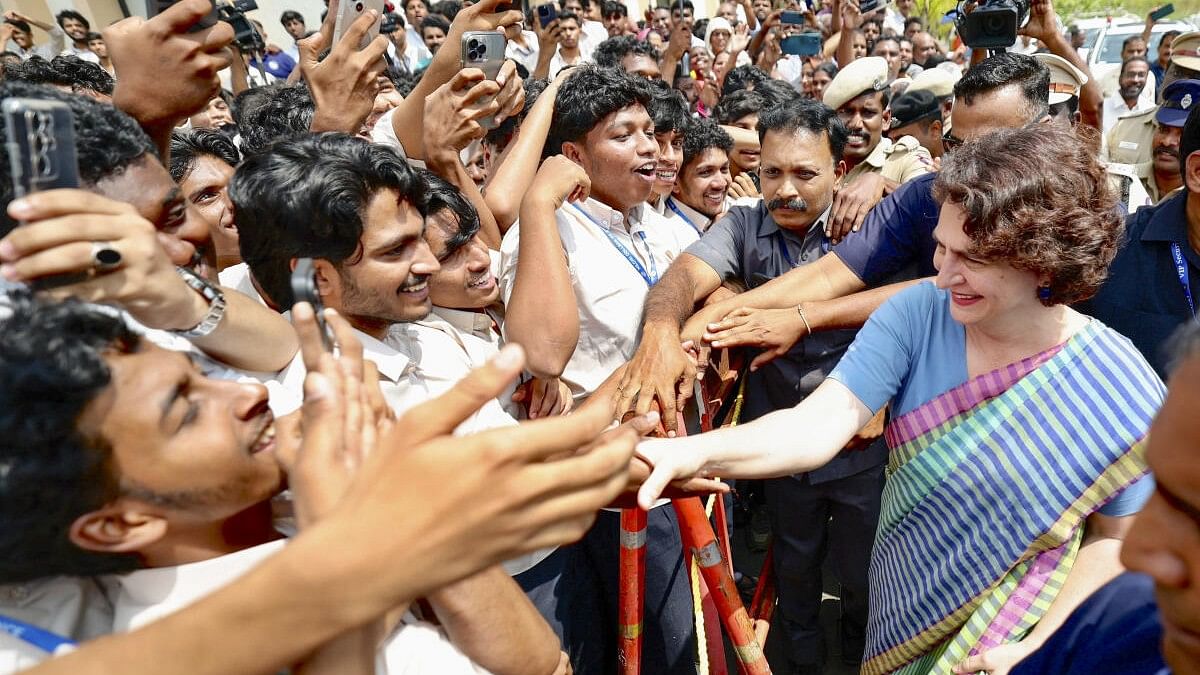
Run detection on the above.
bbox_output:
[333,0,386,49]
[460,31,508,129]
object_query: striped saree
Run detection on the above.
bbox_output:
[861,321,1165,675]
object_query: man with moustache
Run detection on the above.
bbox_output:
[823,57,932,241]
[1134,80,1200,206]
[617,97,888,673]
[1104,56,1154,134]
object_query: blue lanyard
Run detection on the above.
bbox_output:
[0,614,76,654]
[775,230,830,269]
[1171,243,1196,316]
[665,198,703,236]
[571,204,659,286]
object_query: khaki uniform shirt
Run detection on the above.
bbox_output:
[1104,106,1157,165]
[1137,161,1185,206]
[841,135,934,187]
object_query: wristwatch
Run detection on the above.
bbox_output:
[173,266,227,339]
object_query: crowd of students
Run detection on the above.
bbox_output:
[1,0,1200,673]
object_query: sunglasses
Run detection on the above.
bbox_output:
[942,130,964,151]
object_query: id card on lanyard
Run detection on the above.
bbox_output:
[665,198,704,236]
[571,204,659,286]
[0,614,76,655]
[1171,242,1196,317]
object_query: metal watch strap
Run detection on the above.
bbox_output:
[173,267,227,339]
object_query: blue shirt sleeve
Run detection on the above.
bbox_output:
[827,283,933,413]
[832,173,940,286]
[1096,474,1154,516]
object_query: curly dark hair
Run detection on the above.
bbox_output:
[932,124,1122,306]
[231,133,428,307]
[594,35,661,70]
[644,78,689,135]
[50,55,114,95]
[237,84,316,156]
[721,64,770,98]
[169,128,242,184]
[681,118,732,172]
[0,82,157,236]
[714,88,764,125]
[547,65,652,156]
[0,290,142,583]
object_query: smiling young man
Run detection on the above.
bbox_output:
[665,118,734,234]
[500,65,702,675]
[714,88,764,179]
[619,97,889,671]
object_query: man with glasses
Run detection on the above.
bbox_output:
[617,53,1058,426]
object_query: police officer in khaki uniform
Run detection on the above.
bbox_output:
[1035,52,1155,211]
[823,56,933,189]
[1106,30,1200,165]
[1134,79,1200,207]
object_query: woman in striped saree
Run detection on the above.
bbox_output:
[635,124,1166,674]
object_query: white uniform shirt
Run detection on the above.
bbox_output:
[498,198,699,403]
[105,540,490,674]
[1103,91,1155,134]
[504,31,540,74]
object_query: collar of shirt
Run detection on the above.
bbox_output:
[358,325,416,382]
[666,196,712,233]
[427,305,498,343]
[1141,191,1200,266]
[754,203,832,244]
[574,197,649,236]
[862,137,894,169]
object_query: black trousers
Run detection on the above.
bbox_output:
[765,463,885,668]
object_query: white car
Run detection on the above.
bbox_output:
[1086,20,1195,97]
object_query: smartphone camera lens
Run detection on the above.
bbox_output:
[538,5,548,15]
[355,2,363,10]
[468,39,479,49]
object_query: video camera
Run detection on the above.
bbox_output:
[218,0,265,52]
[955,0,1029,50]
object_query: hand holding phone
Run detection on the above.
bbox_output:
[1149,4,1174,22]
[333,0,386,49]
[460,31,508,130]
[4,99,80,200]
[291,258,336,352]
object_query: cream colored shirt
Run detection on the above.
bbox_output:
[498,198,700,403]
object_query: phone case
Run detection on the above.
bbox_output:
[3,99,79,199]
[333,0,386,50]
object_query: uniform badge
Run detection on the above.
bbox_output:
[1183,94,1193,110]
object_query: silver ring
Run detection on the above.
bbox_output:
[91,242,122,273]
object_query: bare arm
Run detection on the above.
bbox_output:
[614,254,723,431]
[392,0,524,160]
[186,287,300,372]
[426,567,562,675]
[636,377,874,507]
[503,156,590,378]
[485,74,566,233]
[682,251,866,343]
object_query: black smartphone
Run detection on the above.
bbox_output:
[536,2,557,28]
[1150,3,1174,21]
[3,98,79,199]
[780,9,805,24]
[781,32,821,56]
[290,258,335,352]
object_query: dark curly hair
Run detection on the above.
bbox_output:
[169,128,242,184]
[50,55,114,95]
[237,84,316,156]
[644,78,689,135]
[681,118,732,172]
[594,35,661,70]
[0,290,142,583]
[547,65,652,156]
[0,82,158,237]
[932,124,1121,306]
[231,133,429,307]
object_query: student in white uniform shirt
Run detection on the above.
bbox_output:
[499,65,700,675]
[664,118,739,235]
[0,291,567,675]
[645,81,691,217]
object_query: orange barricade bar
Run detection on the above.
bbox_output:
[618,507,648,675]
[674,497,771,675]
